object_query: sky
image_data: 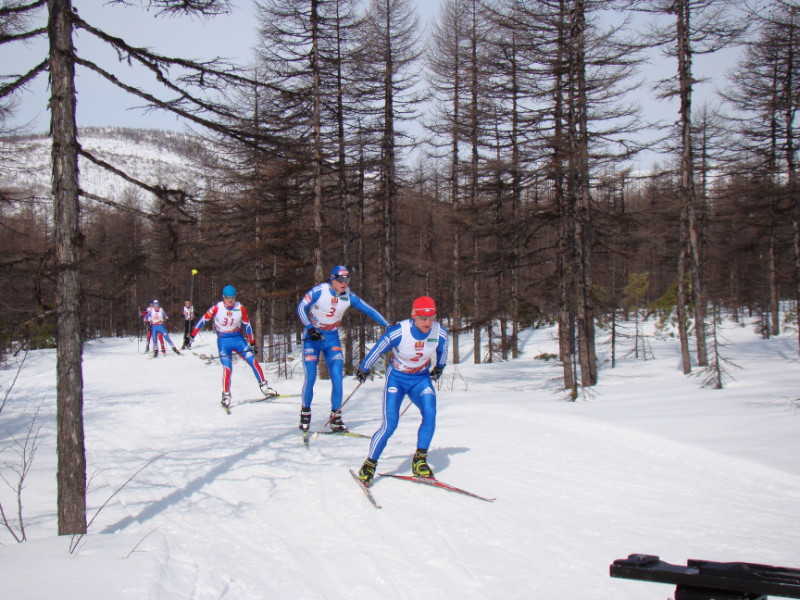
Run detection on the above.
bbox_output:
[0,315,798,599]
[3,0,443,134]
[2,0,745,172]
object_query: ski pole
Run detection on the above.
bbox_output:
[197,343,287,361]
[310,381,363,440]
[349,266,385,319]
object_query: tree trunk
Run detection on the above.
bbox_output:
[570,0,596,386]
[676,0,707,367]
[677,240,692,374]
[311,0,324,282]
[49,0,87,535]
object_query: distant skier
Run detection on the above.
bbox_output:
[181,300,195,350]
[191,285,271,409]
[296,265,388,433]
[141,302,153,352]
[355,296,448,486]
[144,300,181,357]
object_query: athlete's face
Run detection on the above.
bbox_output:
[223,296,235,309]
[330,278,348,294]
[413,314,435,333]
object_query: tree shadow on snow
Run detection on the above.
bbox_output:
[99,438,272,534]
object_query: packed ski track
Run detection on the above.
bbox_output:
[1,320,799,599]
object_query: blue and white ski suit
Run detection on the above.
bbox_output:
[297,283,387,411]
[359,318,449,461]
[192,301,266,394]
[144,306,178,352]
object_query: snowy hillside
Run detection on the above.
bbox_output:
[1,319,799,599]
[0,127,203,202]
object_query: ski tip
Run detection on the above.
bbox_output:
[349,469,382,508]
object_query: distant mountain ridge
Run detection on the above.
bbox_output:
[0,127,203,204]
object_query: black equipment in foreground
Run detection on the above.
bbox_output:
[610,554,800,600]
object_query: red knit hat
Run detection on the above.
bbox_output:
[411,296,436,317]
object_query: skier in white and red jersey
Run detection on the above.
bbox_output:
[354,296,448,486]
[144,300,180,357]
[296,265,388,433]
[191,285,271,409]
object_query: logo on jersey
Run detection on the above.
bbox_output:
[331,297,339,305]
[415,341,424,350]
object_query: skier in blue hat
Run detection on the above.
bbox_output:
[296,265,388,433]
[192,285,271,410]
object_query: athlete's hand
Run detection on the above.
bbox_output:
[356,368,370,383]
[308,327,324,342]
[430,365,444,382]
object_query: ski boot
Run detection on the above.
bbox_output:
[221,392,232,409]
[259,380,275,398]
[411,448,434,479]
[172,347,181,355]
[153,348,158,358]
[357,458,377,486]
[299,407,311,432]
[329,410,348,433]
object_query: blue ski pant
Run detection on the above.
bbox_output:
[301,333,345,410]
[150,324,176,350]
[367,364,437,462]
[217,334,265,393]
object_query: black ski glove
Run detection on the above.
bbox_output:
[308,327,324,342]
[356,368,370,383]
[430,365,444,381]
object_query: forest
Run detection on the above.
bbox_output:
[1,0,799,390]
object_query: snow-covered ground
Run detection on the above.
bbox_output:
[1,318,799,599]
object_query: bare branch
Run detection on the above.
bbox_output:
[71,54,274,150]
[0,58,48,100]
[0,25,46,45]
[0,0,47,19]
[107,0,233,17]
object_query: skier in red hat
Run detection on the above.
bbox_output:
[354,296,449,486]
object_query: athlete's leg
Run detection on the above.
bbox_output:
[241,342,266,383]
[301,340,321,409]
[218,337,235,393]
[408,378,437,451]
[323,340,345,411]
[163,332,177,349]
[367,366,408,461]
[154,327,166,352]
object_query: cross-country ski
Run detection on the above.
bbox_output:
[350,469,382,509]
[378,473,496,502]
